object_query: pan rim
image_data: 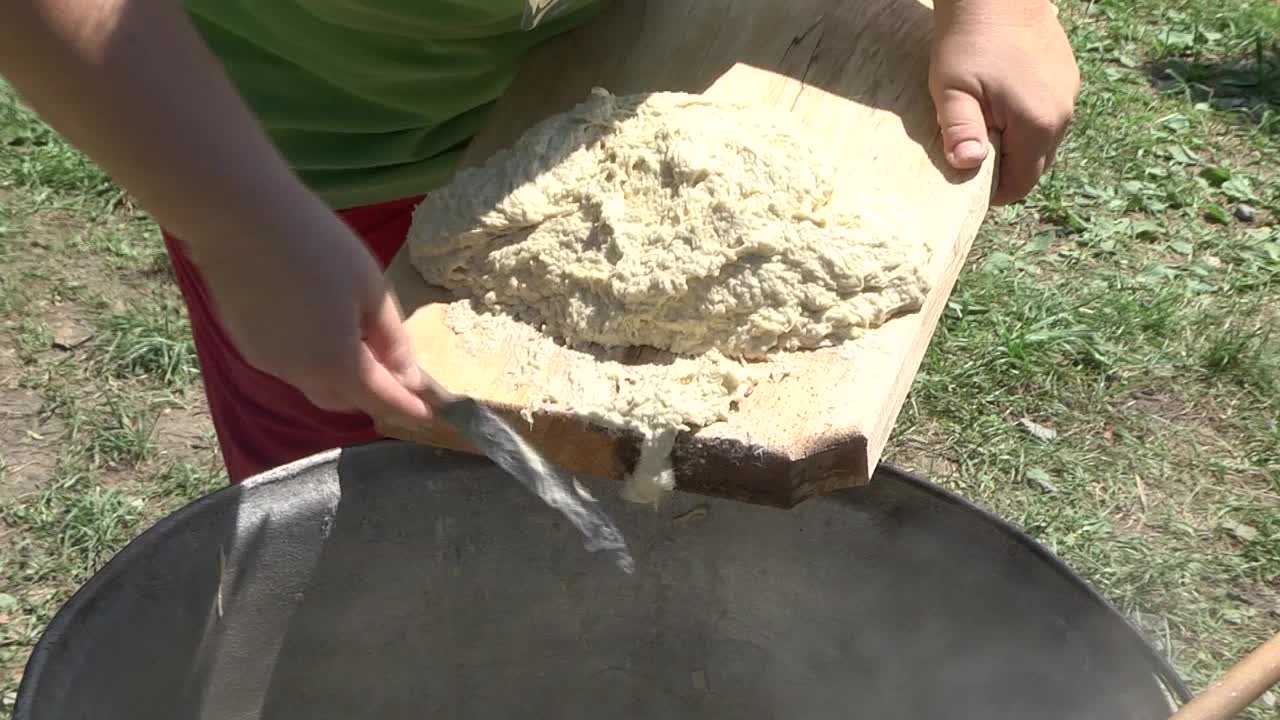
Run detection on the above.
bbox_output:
[867,461,1192,707]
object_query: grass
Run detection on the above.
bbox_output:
[94,295,199,386]
[1,0,1278,717]
[0,81,223,711]
[0,86,123,213]
[891,0,1280,709]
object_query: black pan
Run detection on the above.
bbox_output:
[15,440,1189,719]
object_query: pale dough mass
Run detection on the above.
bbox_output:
[408,88,931,503]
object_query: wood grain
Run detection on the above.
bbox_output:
[382,0,996,507]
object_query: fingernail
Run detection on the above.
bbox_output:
[953,140,985,164]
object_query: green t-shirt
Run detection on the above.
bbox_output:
[182,0,605,209]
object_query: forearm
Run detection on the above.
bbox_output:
[932,0,1058,25]
[0,0,325,266]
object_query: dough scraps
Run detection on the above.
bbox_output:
[443,300,787,505]
[408,87,931,503]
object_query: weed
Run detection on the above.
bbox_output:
[147,459,225,503]
[0,85,123,212]
[59,393,158,469]
[14,319,49,358]
[5,470,145,577]
[94,296,198,387]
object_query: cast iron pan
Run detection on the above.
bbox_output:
[16,440,1190,719]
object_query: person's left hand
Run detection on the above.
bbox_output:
[929,0,1080,205]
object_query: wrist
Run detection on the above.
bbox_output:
[177,178,340,275]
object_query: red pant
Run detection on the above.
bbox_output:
[163,195,425,483]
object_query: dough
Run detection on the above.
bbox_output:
[442,301,787,505]
[408,88,931,503]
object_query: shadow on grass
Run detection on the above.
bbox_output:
[1144,44,1280,134]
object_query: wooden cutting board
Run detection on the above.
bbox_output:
[381,0,996,508]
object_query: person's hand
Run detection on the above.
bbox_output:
[929,0,1080,205]
[189,200,434,426]
[0,0,438,426]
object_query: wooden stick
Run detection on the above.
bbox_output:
[1169,629,1280,720]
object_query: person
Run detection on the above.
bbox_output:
[0,0,1079,483]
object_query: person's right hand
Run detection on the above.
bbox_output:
[0,0,437,428]
[188,201,435,427]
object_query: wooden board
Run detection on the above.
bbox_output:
[381,0,997,508]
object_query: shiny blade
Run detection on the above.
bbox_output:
[440,397,635,574]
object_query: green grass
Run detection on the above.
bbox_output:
[1,0,1278,717]
[0,87,123,212]
[0,56,221,711]
[73,396,160,468]
[13,319,49,359]
[94,295,199,386]
[7,470,147,577]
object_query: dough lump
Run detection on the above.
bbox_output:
[407,87,932,504]
[408,88,931,361]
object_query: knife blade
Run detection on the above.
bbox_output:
[420,374,635,574]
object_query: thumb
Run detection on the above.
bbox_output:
[935,86,991,170]
[363,290,425,390]
[351,290,435,425]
